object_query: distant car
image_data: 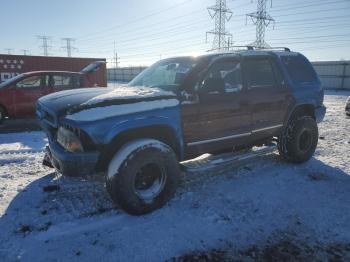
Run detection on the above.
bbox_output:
[346,96,350,116]
[0,61,105,123]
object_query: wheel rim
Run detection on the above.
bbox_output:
[299,129,312,152]
[134,163,166,202]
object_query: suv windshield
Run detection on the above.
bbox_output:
[128,57,197,91]
[0,74,23,89]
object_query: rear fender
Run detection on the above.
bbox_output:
[283,103,317,128]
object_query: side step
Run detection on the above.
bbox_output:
[181,144,277,173]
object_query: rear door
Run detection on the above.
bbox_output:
[13,74,49,117]
[185,57,252,154]
[243,56,291,137]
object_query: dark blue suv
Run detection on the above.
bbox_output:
[37,48,326,215]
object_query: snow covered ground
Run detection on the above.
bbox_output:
[0,91,349,261]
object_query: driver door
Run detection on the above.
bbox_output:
[186,58,252,154]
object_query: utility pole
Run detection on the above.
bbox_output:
[206,0,233,52]
[246,0,275,48]
[62,38,76,57]
[37,35,51,56]
[4,48,13,55]
[113,41,120,68]
[21,49,30,55]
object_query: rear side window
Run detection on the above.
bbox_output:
[281,55,317,85]
[245,59,276,88]
[51,75,80,88]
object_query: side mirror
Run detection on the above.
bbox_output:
[180,90,197,103]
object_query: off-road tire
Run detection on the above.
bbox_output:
[106,139,181,215]
[278,116,318,163]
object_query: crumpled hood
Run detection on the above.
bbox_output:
[38,85,177,117]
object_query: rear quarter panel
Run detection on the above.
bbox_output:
[274,53,324,124]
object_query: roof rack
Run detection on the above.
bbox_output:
[206,46,254,52]
[231,46,291,52]
[207,46,291,53]
[256,46,291,52]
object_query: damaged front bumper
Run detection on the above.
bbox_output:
[43,143,100,177]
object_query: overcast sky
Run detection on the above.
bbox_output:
[1,0,350,66]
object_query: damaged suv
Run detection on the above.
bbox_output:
[37,47,326,215]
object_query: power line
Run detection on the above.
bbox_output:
[206,0,233,51]
[115,38,350,61]
[81,13,350,52]
[272,0,349,12]
[246,0,275,48]
[273,6,350,18]
[78,13,350,55]
[37,35,51,56]
[277,14,350,24]
[79,1,256,43]
[77,0,195,40]
[81,16,211,47]
[24,0,347,63]
[78,1,349,48]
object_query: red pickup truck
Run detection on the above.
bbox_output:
[0,61,105,122]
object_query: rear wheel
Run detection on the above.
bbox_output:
[278,116,318,163]
[106,139,181,215]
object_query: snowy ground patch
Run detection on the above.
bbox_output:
[0,91,349,261]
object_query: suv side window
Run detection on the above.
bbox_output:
[52,75,71,88]
[52,74,80,88]
[245,59,276,88]
[280,55,317,85]
[201,60,243,94]
[16,75,47,89]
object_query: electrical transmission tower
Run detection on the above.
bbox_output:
[246,0,275,48]
[62,38,77,57]
[37,35,51,56]
[206,0,233,51]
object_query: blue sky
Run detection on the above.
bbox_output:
[1,0,350,66]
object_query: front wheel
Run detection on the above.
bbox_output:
[278,116,318,163]
[106,139,181,215]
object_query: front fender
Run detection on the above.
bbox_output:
[101,107,184,159]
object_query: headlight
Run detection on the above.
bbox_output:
[57,126,84,153]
